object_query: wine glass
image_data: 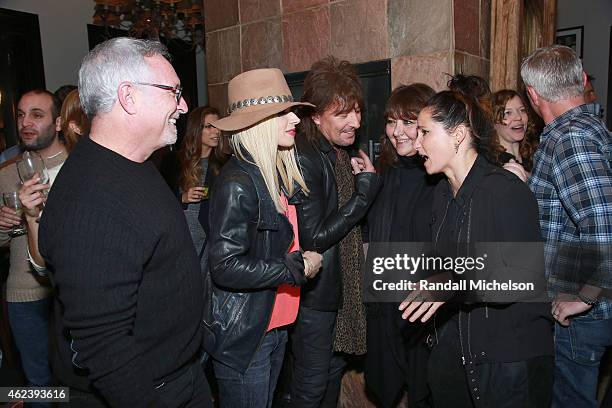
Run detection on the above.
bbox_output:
[16,152,49,221]
[2,192,27,237]
[17,151,50,188]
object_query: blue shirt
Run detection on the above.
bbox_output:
[528,103,612,319]
[0,145,23,164]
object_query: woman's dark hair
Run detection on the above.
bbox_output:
[377,83,435,171]
[424,74,501,164]
[178,106,230,191]
[491,89,538,165]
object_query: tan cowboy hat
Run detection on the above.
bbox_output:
[212,68,314,132]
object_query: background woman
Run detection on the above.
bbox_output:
[203,68,322,408]
[177,106,229,275]
[402,75,553,407]
[492,89,538,172]
[364,83,437,408]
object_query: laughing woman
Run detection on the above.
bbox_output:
[403,75,554,407]
[364,83,438,408]
[203,68,323,408]
[491,89,538,173]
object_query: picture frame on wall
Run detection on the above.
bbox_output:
[556,26,584,58]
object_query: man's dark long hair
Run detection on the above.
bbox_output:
[298,56,364,144]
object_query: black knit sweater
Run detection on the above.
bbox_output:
[39,137,203,406]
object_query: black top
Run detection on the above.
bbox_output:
[39,137,203,407]
[365,155,440,407]
[431,155,553,363]
[498,150,533,172]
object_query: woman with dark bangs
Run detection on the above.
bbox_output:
[177,106,230,270]
[492,89,538,173]
[365,83,439,408]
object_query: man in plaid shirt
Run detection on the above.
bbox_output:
[521,45,612,408]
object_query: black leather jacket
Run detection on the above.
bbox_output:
[203,156,306,373]
[295,135,382,311]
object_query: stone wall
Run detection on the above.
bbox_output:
[205,0,491,112]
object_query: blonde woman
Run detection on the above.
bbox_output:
[203,68,322,408]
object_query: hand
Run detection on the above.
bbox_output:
[503,160,529,182]
[182,187,205,203]
[0,206,22,230]
[303,251,322,279]
[350,149,376,175]
[552,295,593,326]
[399,290,445,322]
[18,176,49,219]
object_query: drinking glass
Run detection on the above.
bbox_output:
[199,183,210,200]
[17,151,50,190]
[2,192,27,237]
[16,151,49,221]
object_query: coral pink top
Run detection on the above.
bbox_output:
[267,195,301,331]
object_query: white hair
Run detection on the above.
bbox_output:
[78,37,170,117]
[520,45,584,102]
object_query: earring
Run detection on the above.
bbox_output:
[454,140,460,153]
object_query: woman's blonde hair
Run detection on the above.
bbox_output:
[230,116,308,213]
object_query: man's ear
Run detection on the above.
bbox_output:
[55,116,62,132]
[582,71,588,88]
[117,82,137,115]
[526,86,539,108]
[312,113,321,126]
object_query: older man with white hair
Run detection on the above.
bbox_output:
[39,37,211,407]
[521,45,612,408]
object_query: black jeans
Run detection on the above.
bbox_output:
[290,306,346,408]
[427,318,553,408]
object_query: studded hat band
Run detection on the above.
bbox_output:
[228,94,294,114]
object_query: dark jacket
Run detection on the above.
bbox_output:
[203,156,306,373]
[431,155,553,364]
[294,134,381,311]
[364,156,439,408]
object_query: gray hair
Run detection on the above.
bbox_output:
[520,45,584,102]
[78,37,170,117]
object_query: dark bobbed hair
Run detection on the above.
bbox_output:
[424,75,499,164]
[54,85,78,105]
[377,83,435,171]
[298,56,364,144]
[178,106,230,191]
[491,89,538,164]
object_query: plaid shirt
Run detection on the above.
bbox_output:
[528,104,612,319]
